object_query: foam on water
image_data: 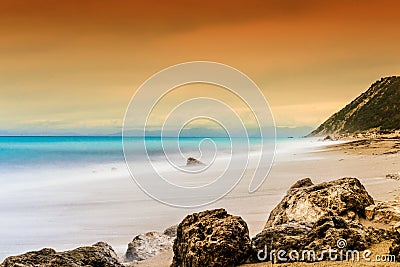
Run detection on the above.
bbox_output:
[0,136,324,260]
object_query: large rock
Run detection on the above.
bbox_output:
[265,177,374,228]
[171,208,251,267]
[253,215,393,263]
[124,231,174,262]
[251,222,310,262]
[0,242,122,267]
[304,216,368,253]
[252,216,378,262]
[251,178,394,263]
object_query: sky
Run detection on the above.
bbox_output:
[1,0,400,135]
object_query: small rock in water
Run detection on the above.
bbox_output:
[323,135,334,141]
[186,157,205,166]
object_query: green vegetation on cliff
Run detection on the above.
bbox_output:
[310,76,400,136]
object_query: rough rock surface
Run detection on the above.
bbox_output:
[252,216,388,262]
[163,225,178,238]
[365,196,400,226]
[124,232,173,262]
[171,208,251,267]
[389,232,400,262]
[0,242,122,267]
[265,177,374,228]
[186,157,205,166]
[251,178,394,263]
[251,222,311,262]
[288,177,314,191]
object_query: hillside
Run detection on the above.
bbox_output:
[309,76,400,136]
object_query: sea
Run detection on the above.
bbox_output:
[0,136,324,260]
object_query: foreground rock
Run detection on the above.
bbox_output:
[1,242,122,267]
[252,178,394,263]
[253,215,391,262]
[265,177,374,228]
[124,232,174,263]
[171,208,251,267]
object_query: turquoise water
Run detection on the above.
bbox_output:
[0,136,269,170]
[0,135,310,261]
[0,136,124,169]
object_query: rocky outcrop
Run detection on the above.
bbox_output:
[265,177,374,228]
[309,76,400,136]
[251,178,394,263]
[171,208,251,267]
[186,157,205,166]
[0,242,122,267]
[124,232,174,262]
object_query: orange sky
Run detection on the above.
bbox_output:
[1,0,400,134]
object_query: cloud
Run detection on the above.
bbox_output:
[1,0,400,135]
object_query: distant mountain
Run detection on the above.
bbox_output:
[309,76,400,136]
[276,126,314,138]
[120,126,313,138]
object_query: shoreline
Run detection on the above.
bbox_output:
[1,137,400,265]
[0,137,329,261]
[137,137,400,266]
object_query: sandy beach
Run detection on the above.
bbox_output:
[134,137,400,266]
[1,137,399,266]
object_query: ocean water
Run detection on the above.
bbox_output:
[0,136,266,169]
[0,136,323,261]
